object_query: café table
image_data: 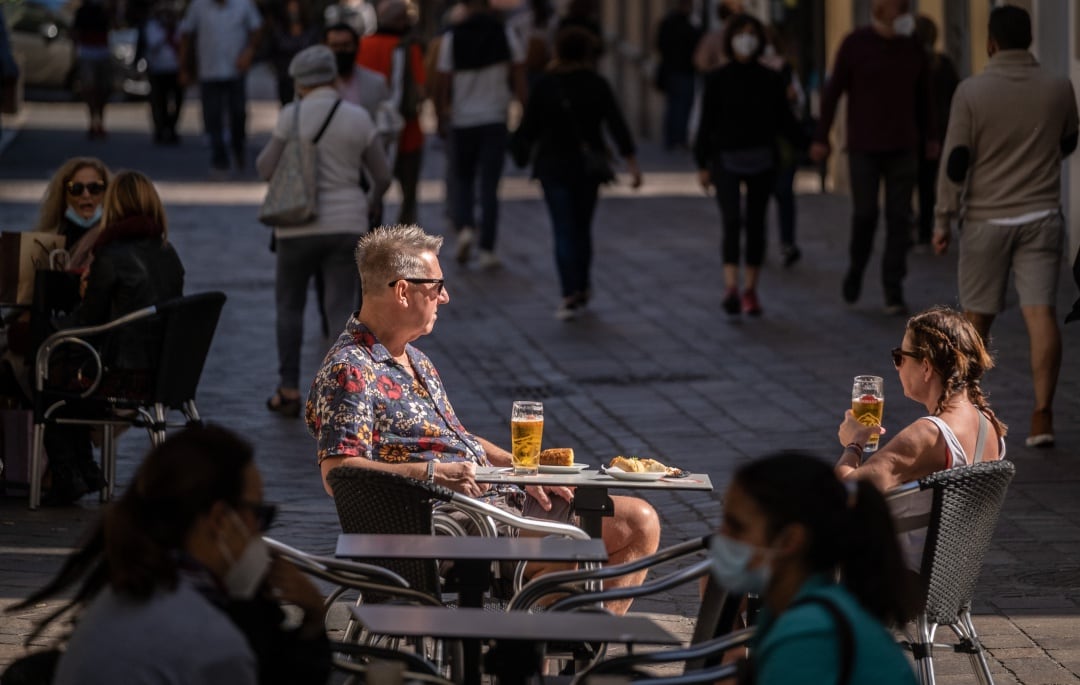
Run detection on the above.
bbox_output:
[336,533,609,683]
[351,604,680,685]
[474,466,714,538]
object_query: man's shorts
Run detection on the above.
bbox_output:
[958,212,1064,314]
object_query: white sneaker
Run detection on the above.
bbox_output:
[555,303,578,320]
[477,250,500,270]
[455,227,475,264]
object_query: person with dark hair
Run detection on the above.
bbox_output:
[712,451,918,684]
[511,26,641,320]
[693,0,742,73]
[835,306,1006,569]
[142,1,185,145]
[72,0,113,139]
[266,0,320,106]
[811,0,935,315]
[933,5,1077,449]
[556,0,603,56]
[912,15,958,248]
[10,426,331,685]
[694,13,804,317]
[655,0,702,151]
[434,0,527,269]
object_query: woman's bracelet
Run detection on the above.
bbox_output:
[844,442,864,456]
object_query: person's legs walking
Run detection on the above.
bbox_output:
[451,126,479,263]
[916,151,937,244]
[881,151,918,311]
[148,73,168,141]
[200,80,229,170]
[319,234,362,335]
[165,72,183,141]
[663,71,694,150]
[541,178,580,317]
[774,163,799,265]
[226,77,248,171]
[273,236,318,414]
[845,152,883,304]
[572,182,600,301]
[713,166,743,314]
[476,123,508,263]
[395,147,423,225]
[741,169,774,314]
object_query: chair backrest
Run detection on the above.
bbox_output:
[919,459,1015,624]
[326,466,444,600]
[150,292,226,408]
[29,270,81,354]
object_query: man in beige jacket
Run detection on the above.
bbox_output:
[933,5,1078,448]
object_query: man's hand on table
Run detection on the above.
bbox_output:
[525,485,574,510]
[434,461,489,497]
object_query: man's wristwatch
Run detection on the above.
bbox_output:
[426,460,437,484]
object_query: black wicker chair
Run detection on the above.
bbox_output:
[888,459,1016,685]
[28,292,226,508]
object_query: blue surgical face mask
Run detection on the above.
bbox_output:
[707,533,771,596]
[65,205,102,229]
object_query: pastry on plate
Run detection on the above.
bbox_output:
[610,456,683,477]
[539,447,575,466]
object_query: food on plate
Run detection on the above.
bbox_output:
[609,456,684,477]
[539,447,575,466]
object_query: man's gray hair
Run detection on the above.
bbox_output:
[355,224,444,291]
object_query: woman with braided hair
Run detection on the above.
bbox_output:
[834,305,1006,570]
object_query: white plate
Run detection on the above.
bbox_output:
[538,464,591,474]
[605,468,666,482]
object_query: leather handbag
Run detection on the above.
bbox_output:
[258,99,341,227]
[0,231,67,304]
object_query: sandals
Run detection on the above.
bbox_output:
[266,389,302,418]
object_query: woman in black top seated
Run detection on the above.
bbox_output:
[694,13,806,317]
[45,171,185,505]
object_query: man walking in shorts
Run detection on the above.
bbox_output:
[933,6,1078,447]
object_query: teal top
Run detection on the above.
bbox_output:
[751,575,917,685]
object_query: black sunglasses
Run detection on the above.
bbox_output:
[238,501,277,531]
[389,278,445,295]
[67,181,107,197]
[891,347,920,368]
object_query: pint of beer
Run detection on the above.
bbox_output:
[851,375,884,454]
[511,401,543,475]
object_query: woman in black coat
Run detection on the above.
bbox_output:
[512,27,641,320]
[694,14,805,317]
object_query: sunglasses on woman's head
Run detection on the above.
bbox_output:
[67,181,107,197]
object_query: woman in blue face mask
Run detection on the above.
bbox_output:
[33,157,110,270]
[711,452,917,685]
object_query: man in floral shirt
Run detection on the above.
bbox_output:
[307,225,660,613]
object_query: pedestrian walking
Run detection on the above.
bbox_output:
[693,1,740,74]
[178,0,262,176]
[655,0,702,151]
[265,0,320,107]
[761,25,806,267]
[511,26,641,321]
[434,0,526,269]
[358,0,429,225]
[912,14,958,248]
[256,45,391,418]
[932,5,1078,449]
[810,0,936,315]
[508,0,557,93]
[694,14,804,317]
[325,23,392,135]
[72,0,113,140]
[141,1,184,145]
[0,7,18,136]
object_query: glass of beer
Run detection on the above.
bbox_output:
[511,401,543,475]
[852,375,884,455]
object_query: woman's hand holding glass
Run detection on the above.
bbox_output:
[838,409,886,452]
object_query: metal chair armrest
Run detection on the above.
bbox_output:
[330,640,452,685]
[571,628,753,684]
[546,558,714,613]
[446,492,591,540]
[508,536,709,611]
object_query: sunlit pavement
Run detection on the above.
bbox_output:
[0,78,1078,682]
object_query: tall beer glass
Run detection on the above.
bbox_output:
[511,401,543,475]
[851,375,884,455]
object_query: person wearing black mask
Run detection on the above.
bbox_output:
[324,22,391,118]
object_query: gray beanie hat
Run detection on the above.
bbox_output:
[289,45,338,88]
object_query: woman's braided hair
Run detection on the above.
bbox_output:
[906,306,1007,438]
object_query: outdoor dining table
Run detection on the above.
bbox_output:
[474,465,715,537]
[350,604,680,685]
[336,533,609,685]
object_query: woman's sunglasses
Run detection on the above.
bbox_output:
[238,501,278,531]
[891,347,920,369]
[67,181,107,197]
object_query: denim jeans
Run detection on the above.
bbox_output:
[713,166,775,267]
[847,150,917,304]
[540,177,600,298]
[662,71,695,149]
[275,233,359,389]
[200,78,247,169]
[451,123,507,250]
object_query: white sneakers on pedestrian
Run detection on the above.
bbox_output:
[477,250,500,270]
[455,227,475,264]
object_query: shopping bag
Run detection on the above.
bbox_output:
[0,231,67,304]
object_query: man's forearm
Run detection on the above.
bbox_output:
[476,436,512,467]
[319,455,428,494]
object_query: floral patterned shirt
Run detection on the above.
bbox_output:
[306,317,487,466]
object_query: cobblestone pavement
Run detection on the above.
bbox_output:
[0,92,1078,684]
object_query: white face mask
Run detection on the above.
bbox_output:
[219,511,272,600]
[732,33,759,60]
[65,205,102,229]
[892,13,916,37]
[707,533,771,596]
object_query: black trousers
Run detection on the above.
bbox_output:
[148,72,183,139]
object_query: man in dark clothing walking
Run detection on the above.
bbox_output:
[810,0,936,315]
[656,0,702,151]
